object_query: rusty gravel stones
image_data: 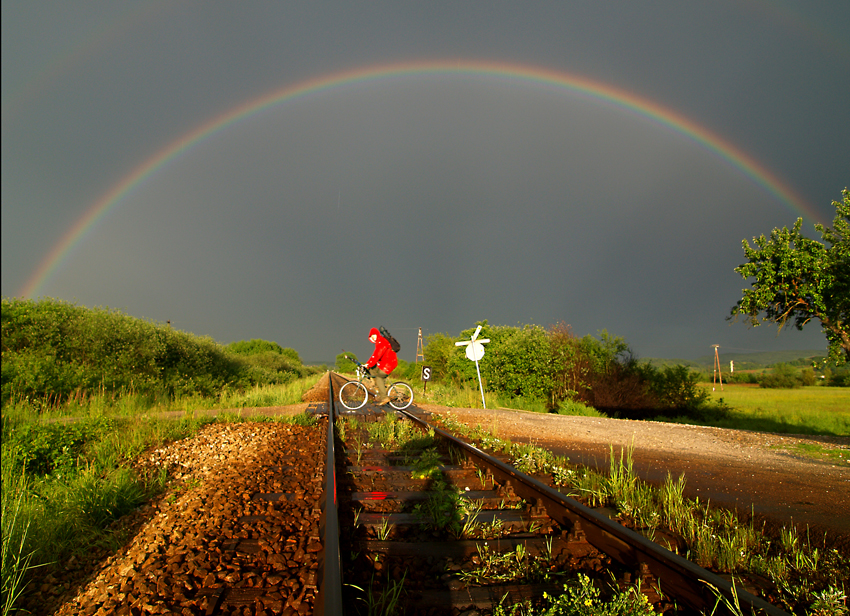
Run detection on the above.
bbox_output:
[50,420,326,616]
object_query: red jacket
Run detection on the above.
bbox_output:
[364,327,398,374]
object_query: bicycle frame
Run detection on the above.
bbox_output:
[340,354,413,410]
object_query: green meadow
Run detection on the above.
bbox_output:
[702,384,849,437]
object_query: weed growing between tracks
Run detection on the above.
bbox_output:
[338,414,681,615]
[347,570,407,616]
[436,414,850,615]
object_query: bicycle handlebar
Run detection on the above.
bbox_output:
[342,352,371,375]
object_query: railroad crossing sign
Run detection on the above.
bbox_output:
[455,325,490,408]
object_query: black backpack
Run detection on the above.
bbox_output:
[379,326,401,353]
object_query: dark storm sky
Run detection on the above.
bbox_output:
[2,1,848,363]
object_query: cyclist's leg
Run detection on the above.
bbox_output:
[371,368,389,401]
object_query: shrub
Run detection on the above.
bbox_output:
[645,364,709,411]
[548,322,594,408]
[420,333,450,380]
[827,366,850,387]
[422,321,715,417]
[227,339,301,365]
[479,324,553,401]
[335,352,357,373]
[556,399,604,417]
[392,359,423,382]
[799,368,818,386]
[0,298,294,406]
[726,372,761,385]
[6,419,112,476]
[760,363,802,389]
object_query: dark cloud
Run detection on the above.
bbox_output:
[3,1,847,363]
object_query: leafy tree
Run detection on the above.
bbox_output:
[480,323,552,400]
[729,189,850,365]
[644,364,709,408]
[335,352,357,373]
[422,332,462,381]
[227,339,302,364]
[548,322,592,406]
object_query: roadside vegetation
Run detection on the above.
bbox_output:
[436,415,849,616]
[1,297,321,410]
[1,297,325,615]
[342,321,846,437]
[3,297,847,614]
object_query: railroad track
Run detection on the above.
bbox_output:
[319,372,790,616]
[64,374,792,615]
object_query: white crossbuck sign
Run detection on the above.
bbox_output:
[455,325,490,408]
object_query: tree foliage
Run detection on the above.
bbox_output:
[227,339,301,365]
[729,189,850,365]
[335,352,357,373]
[227,339,303,379]
[422,321,709,416]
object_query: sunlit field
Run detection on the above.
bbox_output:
[703,384,849,436]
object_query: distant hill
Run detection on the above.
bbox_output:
[645,350,826,371]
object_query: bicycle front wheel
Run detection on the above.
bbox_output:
[387,382,413,410]
[339,381,368,410]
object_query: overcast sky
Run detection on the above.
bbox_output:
[3,2,848,364]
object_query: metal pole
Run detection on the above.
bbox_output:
[316,374,343,616]
[474,357,486,409]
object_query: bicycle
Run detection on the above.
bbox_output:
[338,357,413,410]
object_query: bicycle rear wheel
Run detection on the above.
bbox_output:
[387,382,413,410]
[339,381,368,410]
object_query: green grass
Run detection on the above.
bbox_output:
[438,415,850,615]
[413,380,557,413]
[2,372,323,426]
[0,374,322,615]
[700,384,850,436]
[781,443,849,465]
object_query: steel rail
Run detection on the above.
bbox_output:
[314,374,344,616]
[398,407,791,616]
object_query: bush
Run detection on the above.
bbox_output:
[422,321,715,418]
[556,399,604,417]
[725,372,761,385]
[227,339,301,365]
[760,363,802,389]
[827,366,850,387]
[392,359,423,382]
[799,368,818,386]
[6,418,113,476]
[335,352,357,373]
[645,364,709,411]
[479,324,553,401]
[1,298,293,405]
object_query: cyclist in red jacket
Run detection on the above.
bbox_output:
[364,327,398,405]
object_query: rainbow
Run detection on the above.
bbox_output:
[20,60,819,298]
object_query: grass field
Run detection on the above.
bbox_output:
[702,384,850,437]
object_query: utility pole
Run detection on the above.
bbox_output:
[415,328,425,363]
[712,344,724,391]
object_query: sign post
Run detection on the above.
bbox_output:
[455,325,490,408]
[421,365,432,393]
